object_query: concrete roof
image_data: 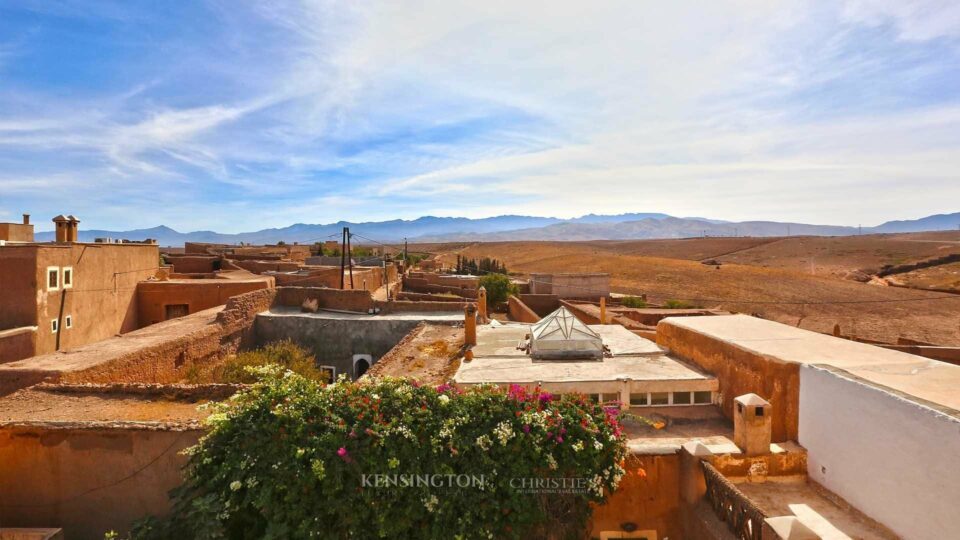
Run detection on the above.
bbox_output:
[661,314,960,413]
[458,322,714,385]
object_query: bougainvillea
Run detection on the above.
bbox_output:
[131,367,628,539]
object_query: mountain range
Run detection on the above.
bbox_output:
[31,212,960,246]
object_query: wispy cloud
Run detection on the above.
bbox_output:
[0,0,958,232]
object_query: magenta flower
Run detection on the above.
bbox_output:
[522,424,531,434]
[337,447,349,460]
[539,392,553,403]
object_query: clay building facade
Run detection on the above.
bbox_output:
[0,241,160,363]
[0,214,35,243]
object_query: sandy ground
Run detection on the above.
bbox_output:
[438,239,960,346]
[364,323,464,385]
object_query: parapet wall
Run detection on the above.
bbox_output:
[656,319,800,442]
[508,296,540,323]
[799,365,960,540]
[517,294,560,316]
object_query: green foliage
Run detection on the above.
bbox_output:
[663,299,701,309]
[454,255,507,275]
[479,273,518,305]
[131,372,628,540]
[620,296,646,308]
[189,340,331,384]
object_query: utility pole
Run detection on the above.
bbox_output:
[340,227,347,289]
[347,228,354,289]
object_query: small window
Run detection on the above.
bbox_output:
[650,392,669,406]
[630,393,648,406]
[755,406,765,417]
[47,267,59,290]
[601,393,619,404]
[62,267,73,289]
[65,315,73,329]
[694,391,712,404]
[737,402,744,413]
[51,319,59,332]
[673,391,692,405]
[318,365,336,384]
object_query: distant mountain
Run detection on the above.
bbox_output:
[31,211,957,246]
[873,212,960,233]
[416,217,858,242]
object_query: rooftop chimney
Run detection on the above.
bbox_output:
[22,214,29,225]
[53,215,69,243]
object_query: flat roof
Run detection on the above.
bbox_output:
[662,314,960,413]
[456,323,716,385]
[261,306,463,322]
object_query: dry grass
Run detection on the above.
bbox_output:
[439,239,960,346]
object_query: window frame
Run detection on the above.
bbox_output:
[65,315,73,329]
[62,266,73,289]
[51,319,59,332]
[318,365,337,384]
[46,266,60,291]
[628,390,714,407]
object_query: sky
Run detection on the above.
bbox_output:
[1,0,959,233]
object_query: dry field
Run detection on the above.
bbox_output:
[434,237,960,346]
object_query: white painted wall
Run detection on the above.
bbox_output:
[799,365,960,540]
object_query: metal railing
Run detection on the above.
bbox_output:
[702,461,767,540]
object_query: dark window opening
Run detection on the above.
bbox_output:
[165,304,189,320]
[355,358,370,379]
[755,406,764,417]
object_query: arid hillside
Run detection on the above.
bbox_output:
[435,239,960,346]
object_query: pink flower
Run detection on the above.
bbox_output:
[556,436,564,444]
[522,424,531,434]
[539,393,553,403]
[337,447,349,460]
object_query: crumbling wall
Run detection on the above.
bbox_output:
[0,425,202,540]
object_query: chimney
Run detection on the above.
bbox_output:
[733,393,772,456]
[464,304,477,346]
[22,214,30,225]
[477,286,488,322]
[67,215,80,242]
[52,215,69,243]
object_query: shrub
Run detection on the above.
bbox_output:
[131,371,628,540]
[479,273,518,305]
[620,296,646,308]
[189,340,331,384]
[663,299,700,309]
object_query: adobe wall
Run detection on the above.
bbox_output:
[508,296,540,323]
[162,255,219,273]
[231,259,301,273]
[0,222,34,242]
[0,246,38,334]
[272,268,341,288]
[656,322,800,442]
[0,425,202,540]
[517,294,560,316]
[275,287,375,313]
[34,244,159,356]
[403,278,479,298]
[0,327,36,364]
[589,454,681,540]
[396,291,465,302]
[377,300,471,314]
[136,278,273,327]
[530,273,609,299]
[799,365,960,540]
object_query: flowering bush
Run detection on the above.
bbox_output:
[131,367,628,539]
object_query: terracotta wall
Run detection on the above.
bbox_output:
[657,322,800,442]
[163,255,219,273]
[0,327,35,364]
[396,291,466,302]
[517,294,560,316]
[508,296,540,323]
[0,425,202,540]
[0,247,38,333]
[33,244,159,357]
[0,222,34,242]
[403,278,479,299]
[273,268,341,288]
[590,454,681,539]
[275,287,375,313]
[136,278,273,327]
[231,260,301,273]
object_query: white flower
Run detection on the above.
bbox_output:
[423,494,440,513]
[493,421,515,445]
[594,439,604,451]
[476,435,492,451]
[571,441,584,452]
[438,395,450,405]
[229,480,242,491]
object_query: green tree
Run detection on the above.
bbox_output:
[479,273,517,305]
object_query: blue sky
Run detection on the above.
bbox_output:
[1,0,959,232]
